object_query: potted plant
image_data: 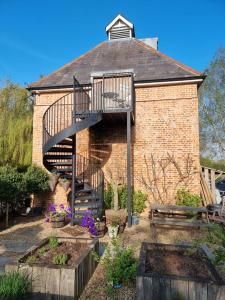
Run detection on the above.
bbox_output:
[58,178,71,192]
[94,217,106,237]
[45,203,72,228]
[107,216,120,238]
[81,211,106,238]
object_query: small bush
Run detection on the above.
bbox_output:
[104,185,114,209]
[49,236,59,249]
[132,191,147,214]
[52,253,68,265]
[104,185,147,214]
[94,238,137,293]
[176,189,201,207]
[38,246,46,256]
[0,271,32,300]
[23,164,49,195]
[26,255,37,264]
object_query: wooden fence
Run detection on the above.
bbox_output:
[201,166,225,206]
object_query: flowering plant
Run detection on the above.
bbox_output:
[45,203,72,223]
[81,211,98,236]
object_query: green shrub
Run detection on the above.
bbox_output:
[176,189,201,207]
[26,255,37,264]
[0,271,32,300]
[94,238,137,291]
[38,246,46,256]
[132,191,147,214]
[52,253,68,265]
[49,236,59,249]
[119,186,147,214]
[118,185,128,209]
[23,165,49,196]
[104,184,114,209]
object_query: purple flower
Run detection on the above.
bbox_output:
[48,203,56,212]
[59,204,64,210]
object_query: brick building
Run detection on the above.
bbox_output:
[29,15,204,225]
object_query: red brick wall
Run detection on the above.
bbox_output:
[32,83,200,207]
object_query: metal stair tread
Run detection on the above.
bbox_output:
[75,195,98,201]
[45,154,72,160]
[58,140,73,146]
[49,162,72,166]
[75,202,101,208]
[48,147,73,153]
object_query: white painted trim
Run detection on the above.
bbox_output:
[106,14,133,32]
[134,79,203,87]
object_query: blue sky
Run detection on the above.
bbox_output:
[0,0,224,86]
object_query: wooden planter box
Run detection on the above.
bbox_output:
[5,237,99,300]
[136,243,225,300]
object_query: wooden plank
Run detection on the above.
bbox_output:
[151,219,209,228]
[143,277,153,299]
[5,264,18,273]
[32,266,47,300]
[195,282,208,300]
[188,281,197,300]
[152,204,207,213]
[176,279,189,300]
[158,277,171,300]
[45,267,60,300]
[211,170,216,204]
[59,268,75,299]
[136,276,144,300]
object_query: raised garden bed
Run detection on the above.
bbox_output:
[137,243,225,300]
[5,237,99,300]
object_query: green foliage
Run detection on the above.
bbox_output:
[132,191,147,214]
[49,236,59,249]
[38,246,46,256]
[26,255,37,264]
[52,253,68,265]
[200,157,225,172]
[23,165,49,195]
[98,238,137,289]
[0,166,24,203]
[199,48,225,158]
[104,184,114,209]
[0,80,33,167]
[176,189,201,207]
[104,185,147,214]
[214,247,225,266]
[0,271,32,300]
[118,185,127,209]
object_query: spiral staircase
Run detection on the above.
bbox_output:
[42,79,104,224]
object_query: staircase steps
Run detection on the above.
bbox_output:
[48,147,73,153]
[45,154,73,160]
[58,139,73,146]
[75,195,98,202]
[49,161,72,166]
[74,202,101,208]
[42,87,104,225]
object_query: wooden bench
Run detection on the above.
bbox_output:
[150,204,209,228]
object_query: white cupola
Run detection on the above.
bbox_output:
[106,14,135,40]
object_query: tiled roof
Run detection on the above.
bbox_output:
[29,38,202,89]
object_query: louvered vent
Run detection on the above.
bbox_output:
[106,15,135,40]
[110,25,131,39]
